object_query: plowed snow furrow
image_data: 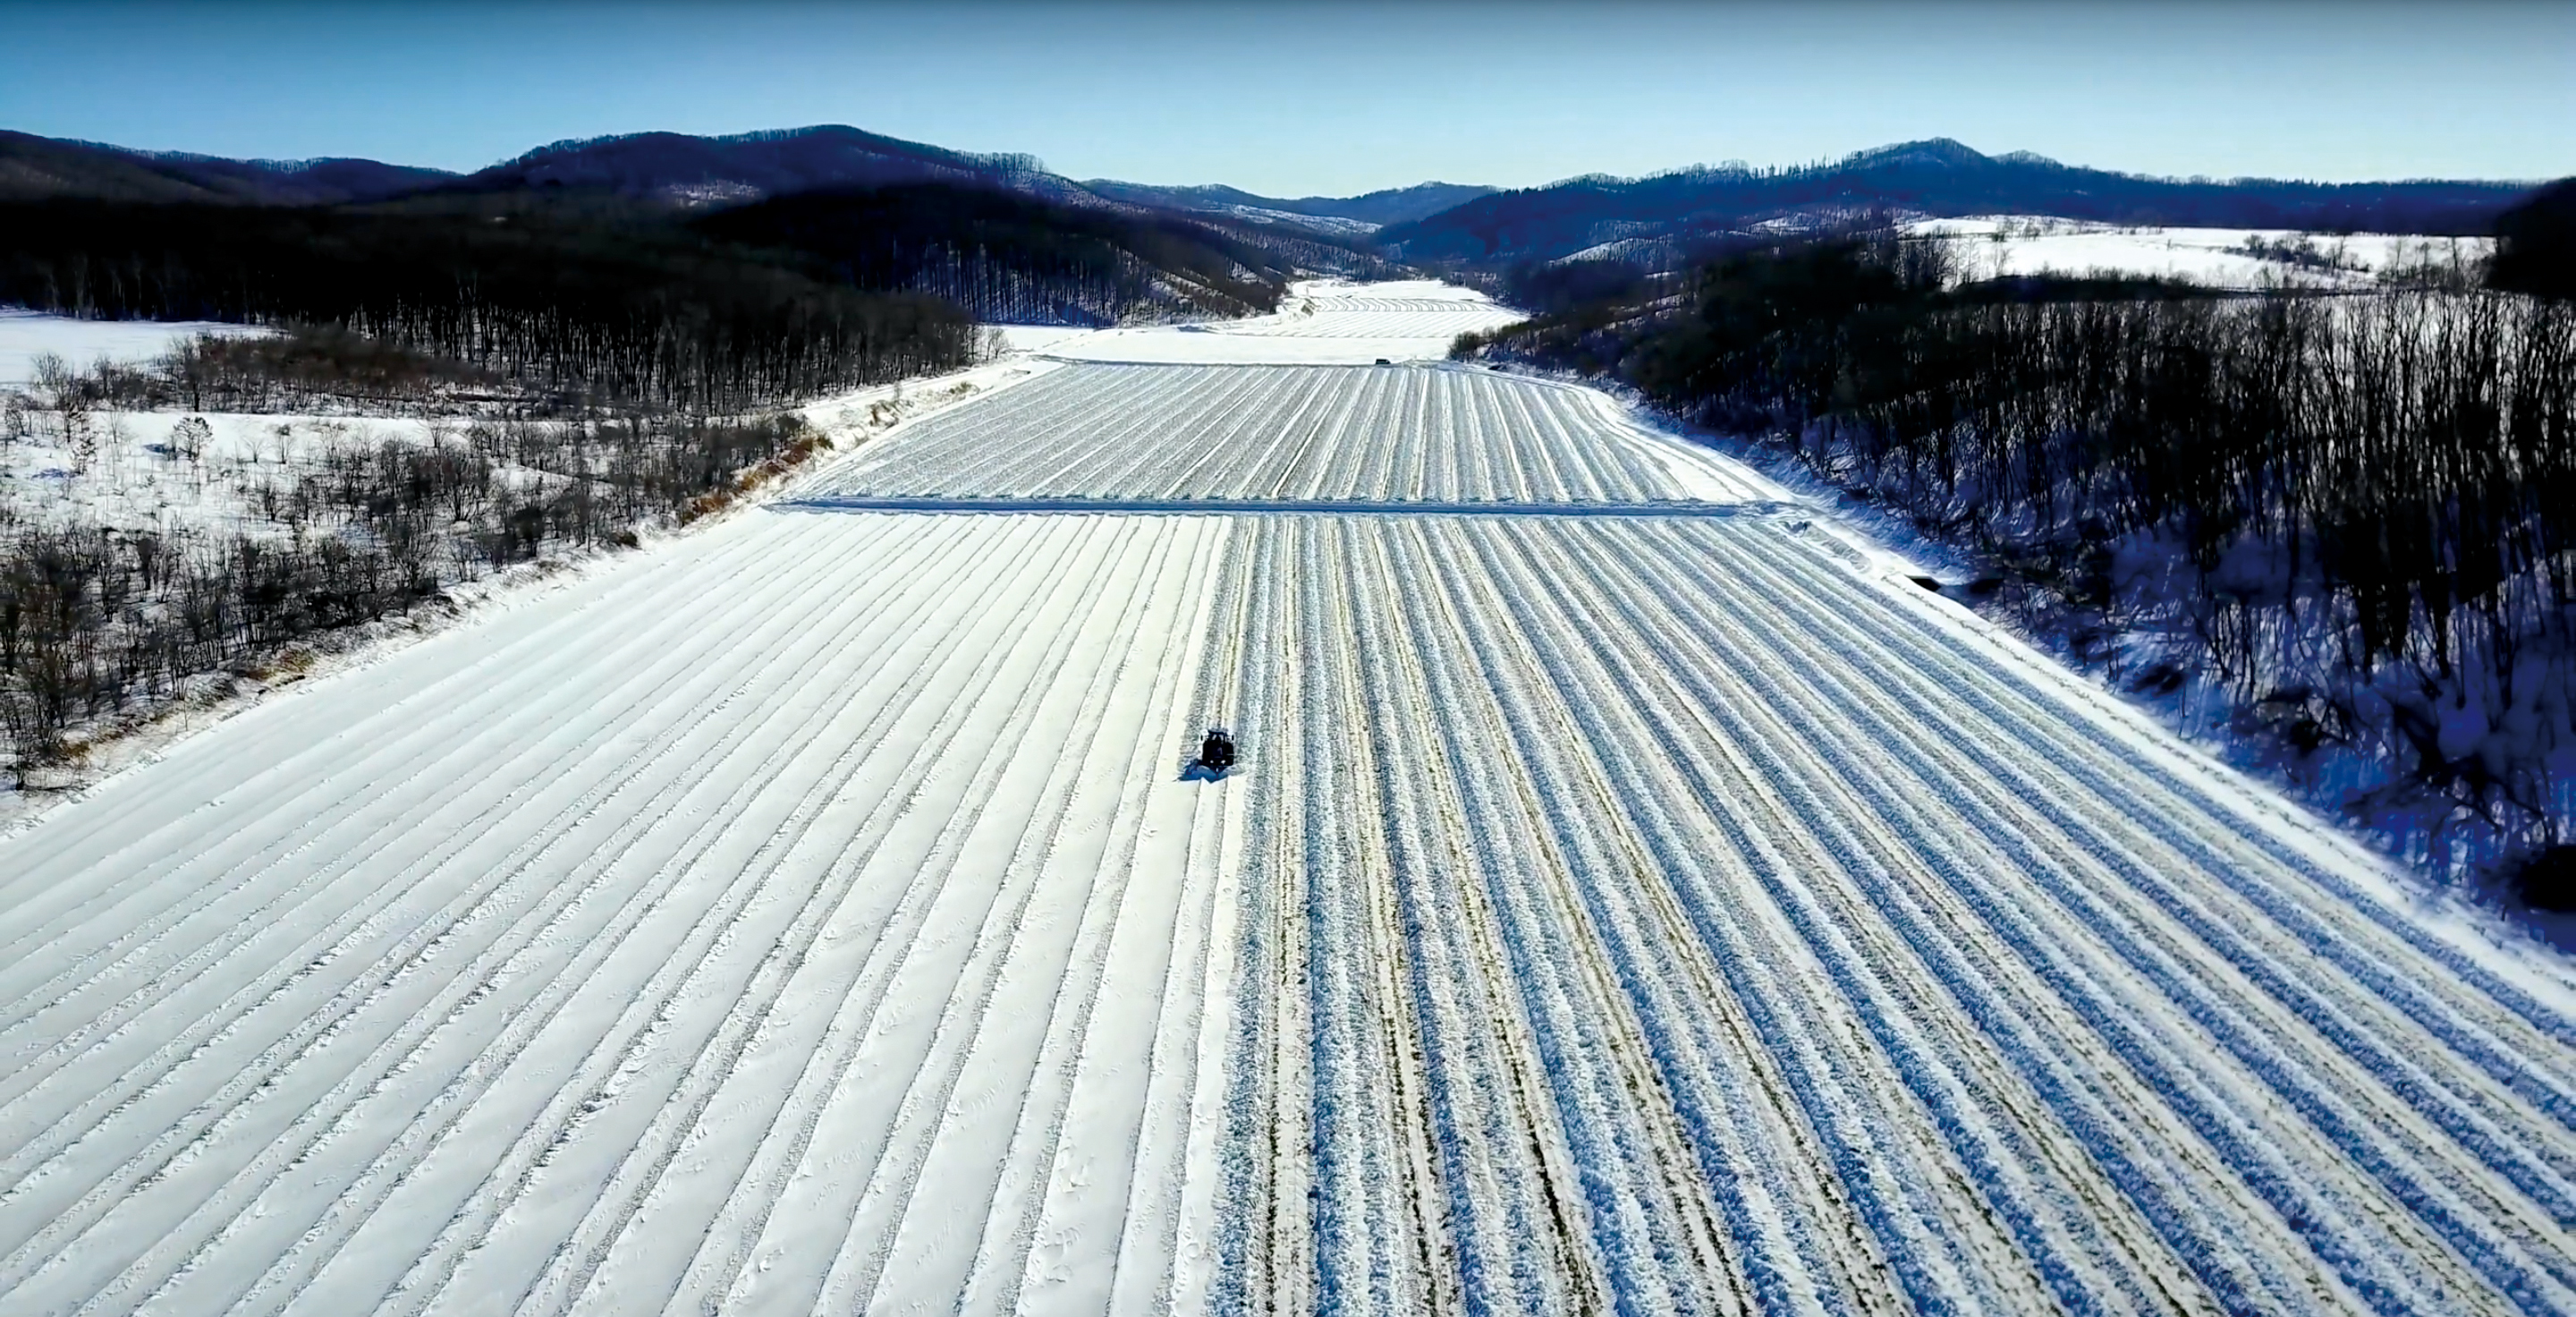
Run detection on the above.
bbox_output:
[7,321,2572,1317]
[1208,513,2576,1316]
[0,508,1246,1316]
[75,521,1027,1317]
[809,363,1750,506]
[0,522,928,1287]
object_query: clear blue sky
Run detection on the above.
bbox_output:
[3,1,2568,196]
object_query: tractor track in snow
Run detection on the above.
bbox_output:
[3,323,2571,1316]
[0,521,929,1277]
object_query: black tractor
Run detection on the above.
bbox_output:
[1193,726,1238,777]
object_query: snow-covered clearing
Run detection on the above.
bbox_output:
[2,408,445,537]
[0,508,1249,1317]
[1,285,2571,1315]
[0,311,264,389]
[1215,207,1378,238]
[1029,280,1520,366]
[1905,216,2493,290]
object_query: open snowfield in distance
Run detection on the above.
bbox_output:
[0,311,265,388]
[0,285,2570,1315]
[1216,207,1378,238]
[1025,280,1521,366]
[1904,217,2494,289]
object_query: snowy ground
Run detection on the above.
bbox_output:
[1905,217,2494,290]
[0,343,1057,826]
[1,408,442,537]
[1,286,2572,1315]
[1023,280,1521,366]
[808,361,1778,506]
[0,311,264,389]
[0,347,1054,541]
[1216,207,1378,238]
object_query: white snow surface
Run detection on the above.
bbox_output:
[3,286,2572,1316]
[2,409,446,540]
[0,310,266,387]
[1027,280,1521,365]
[992,325,1104,355]
[1907,217,2495,290]
[1216,206,1378,237]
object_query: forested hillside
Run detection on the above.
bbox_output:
[1385,139,2537,266]
[0,197,972,409]
[445,124,1091,208]
[0,130,455,205]
[1458,234,2576,902]
[694,183,1335,324]
[0,122,1395,375]
[1079,178,1496,228]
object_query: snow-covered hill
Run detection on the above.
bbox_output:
[1908,215,2494,289]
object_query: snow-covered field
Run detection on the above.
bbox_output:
[1906,217,2494,290]
[808,361,1778,506]
[1027,281,1520,365]
[2,286,2572,1315]
[0,311,263,388]
[1206,511,2576,1314]
[1216,206,1378,238]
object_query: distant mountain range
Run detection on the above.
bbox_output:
[0,125,1469,238]
[1,125,2555,289]
[1077,180,1496,232]
[0,130,453,205]
[1377,139,2538,266]
[450,125,1106,209]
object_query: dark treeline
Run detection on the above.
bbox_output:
[1461,235,2576,899]
[692,183,1299,325]
[2491,177,2576,302]
[0,197,975,410]
[55,327,507,415]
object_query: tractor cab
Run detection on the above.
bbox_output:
[1196,726,1237,775]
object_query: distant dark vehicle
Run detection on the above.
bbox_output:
[1374,357,1392,365]
[1194,726,1237,776]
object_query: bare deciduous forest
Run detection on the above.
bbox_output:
[691,183,1389,325]
[0,199,978,410]
[0,333,843,762]
[1460,234,2576,901]
[0,192,1012,771]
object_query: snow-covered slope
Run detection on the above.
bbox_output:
[1908,216,2494,289]
[1217,205,1380,237]
[1,285,2569,1315]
